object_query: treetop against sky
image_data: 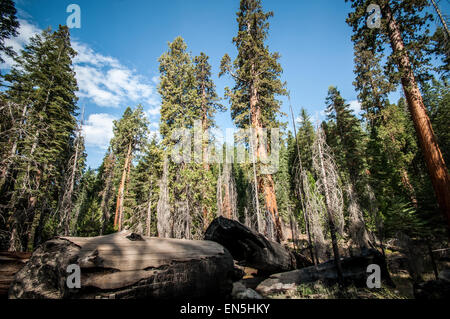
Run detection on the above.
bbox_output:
[1,0,448,168]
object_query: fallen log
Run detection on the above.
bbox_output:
[9,231,235,299]
[0,251,31,298]
[255,248,394,296]
[205,217,298,274]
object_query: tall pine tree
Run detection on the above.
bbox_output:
[220,0,287,242]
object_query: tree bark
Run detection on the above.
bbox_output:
[61,125,82,236]
[8,232,235,299]
[200,74,211,230]
[100,153,115,235]
[249,61,283,243]
[205,217,302,274]
[114,142,132,230]
[317,131,344,284]
[384,3,450,229]
[146,183,152,237]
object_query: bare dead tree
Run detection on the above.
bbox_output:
[58,115,85,236]
[157,156,171,238]
[100,152,115,235]
[288,92,315,264]
[346,183,371,254]
[216,162,238,220]
[312,127,344,283]
[301,169,327,263]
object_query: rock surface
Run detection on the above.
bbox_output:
[9,231,235,299]
[231,281,262,299]
[205,217,300,274]
[255,249,393,296]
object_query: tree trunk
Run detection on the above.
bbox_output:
[205,217,302,274]
[200,76,211,229]
[384,3,450,229]
[288,95,315,264]
[0,102,28,192]
[249,61,283,243]
[100,153,115,235]
[317,131,344,284]
[8,232,235,299]
[62,126,82,236]
[146,183,152,237]
[114,142,132,230]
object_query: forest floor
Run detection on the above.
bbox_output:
[249,239,449,299]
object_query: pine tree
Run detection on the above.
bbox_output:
[1,26,80,251]
[325,86,366,186]
[220,0,287,242]
[57,117,86,236]
[352,40,395,129]
[127,136,163,236]
[193,52,224,228]
[111,105,148,231]
[347,0,450,230]
[157,37,206,239]
[0,0,19,67]
[422,78,450,165]
[98,150,116,235]
[73,169,103,237]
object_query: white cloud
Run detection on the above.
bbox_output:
[82,113,116,149]
[149,121,159,129]
[73,41,159,108]
[1,19,159,110]
[349,100,362,115]
[146,106,161,117]
[151,75,160,84]
[0,19,40,69]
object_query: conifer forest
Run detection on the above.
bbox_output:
[0,0,449,300]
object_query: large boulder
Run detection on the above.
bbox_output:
[9,231,235,299]
[231,281,262,299]
[256,249,393,296]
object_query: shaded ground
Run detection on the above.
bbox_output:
[241,237,450,299]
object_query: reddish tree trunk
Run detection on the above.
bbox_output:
[384,4,450,229]
[249,62,283,243]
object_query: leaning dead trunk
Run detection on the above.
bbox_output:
[313,128,344,283]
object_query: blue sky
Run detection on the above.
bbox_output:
[2,0,448,168]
